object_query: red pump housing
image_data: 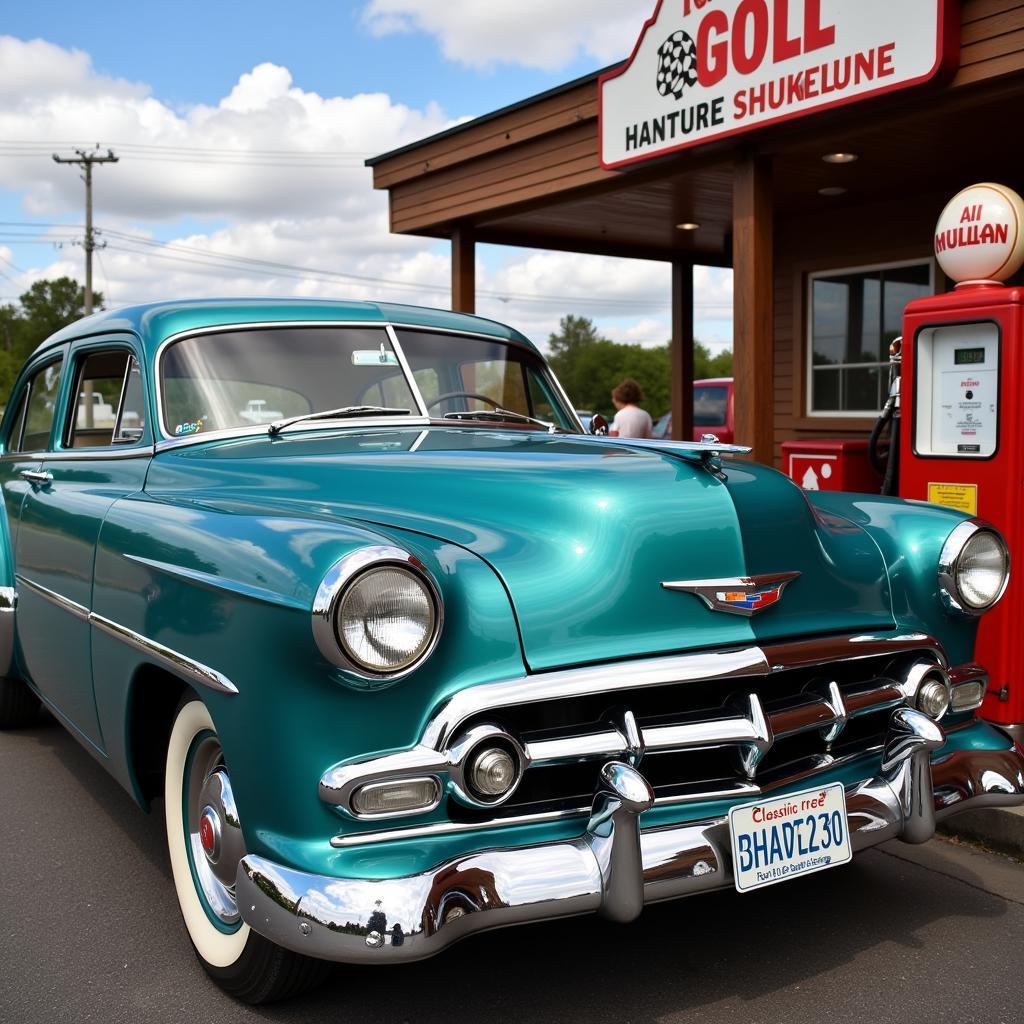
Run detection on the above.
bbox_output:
[900,283,1022,727]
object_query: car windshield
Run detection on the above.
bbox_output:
[160,325,578,438]
[394,328,577,430]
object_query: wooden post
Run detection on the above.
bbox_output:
[671,259,695,442]
[451,225,476,314]
[732,153,774,465]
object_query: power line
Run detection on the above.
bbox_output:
[0,219,734,314]
[99,231,727,311]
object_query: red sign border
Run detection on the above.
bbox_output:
[598,0,962,171]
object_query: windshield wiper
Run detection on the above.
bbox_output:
[268,406,413,436]
[442,408,561,433]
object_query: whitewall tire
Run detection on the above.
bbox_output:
[164,695,330,1003]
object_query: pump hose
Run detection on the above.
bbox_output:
[868,401,894,476]
[881,415,900,497]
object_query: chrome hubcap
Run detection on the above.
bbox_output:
[186,736,244,927]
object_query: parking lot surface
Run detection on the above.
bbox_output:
[3,719,1023,1024]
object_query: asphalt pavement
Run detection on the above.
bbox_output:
[3,717,1023,1024]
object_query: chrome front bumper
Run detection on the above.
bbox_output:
[236,713,1024,965]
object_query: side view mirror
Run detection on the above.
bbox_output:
[589,414,609,437]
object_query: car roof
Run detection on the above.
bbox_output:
[32,298,539,360]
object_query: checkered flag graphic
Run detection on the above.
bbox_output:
[656,30,699,100]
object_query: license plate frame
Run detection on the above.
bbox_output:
[728,782,852,893]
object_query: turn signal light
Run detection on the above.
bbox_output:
[351,777,441,816]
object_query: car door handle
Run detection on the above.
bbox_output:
[20,470,53,487]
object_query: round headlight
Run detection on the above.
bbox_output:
[939,522,1009,616]
[956,531,1009,610]
[338,566,436,673]
[313,546,443,683]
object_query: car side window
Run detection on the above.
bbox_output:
[66,350,146,449]
[5,388,28,454]
[12,358,64,454]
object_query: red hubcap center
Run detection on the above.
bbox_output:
[199,814,216,852]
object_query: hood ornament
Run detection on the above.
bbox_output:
[662,572,801,617]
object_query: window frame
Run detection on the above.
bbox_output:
[56,337,152,454]
[805,257,935,419]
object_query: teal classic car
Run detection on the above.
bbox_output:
[0,299,1021,1003]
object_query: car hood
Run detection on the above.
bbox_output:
[151,428,895,671]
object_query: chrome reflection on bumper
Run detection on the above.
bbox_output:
[237,714,1024,965]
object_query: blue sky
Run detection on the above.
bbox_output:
[4,0,603,115]
[0,0,734,355]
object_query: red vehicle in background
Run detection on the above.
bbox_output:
[652,377,734,443]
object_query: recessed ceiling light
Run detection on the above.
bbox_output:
[819,186,848,197]
[676,222,700,231]
[823,152,858,164]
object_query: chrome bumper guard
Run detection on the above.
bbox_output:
[237,711,1024,965]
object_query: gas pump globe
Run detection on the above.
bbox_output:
[898,183,1024,736]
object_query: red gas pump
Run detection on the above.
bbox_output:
[895,183,1024,737]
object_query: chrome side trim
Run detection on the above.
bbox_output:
[38,447,155,462]
[90,614,238,696]
[15,574,89,621]
[15,573,237,696]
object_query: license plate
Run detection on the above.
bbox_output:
[728,782,852,893]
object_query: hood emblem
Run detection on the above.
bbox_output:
[662,573,801,617]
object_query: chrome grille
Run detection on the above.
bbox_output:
[445,652,925,822]
[320,633,949,835]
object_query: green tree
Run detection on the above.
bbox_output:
[0,278,99,401]
[546,315,733,420]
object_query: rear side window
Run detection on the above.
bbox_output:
[10,358,64,453]
[66,350,147,449]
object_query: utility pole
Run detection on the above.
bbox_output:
[53,146,118,427]
[52,146,118,315]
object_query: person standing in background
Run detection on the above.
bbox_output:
[609,378,653,438]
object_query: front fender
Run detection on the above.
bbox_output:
[91,493,526,874]
[807,492,978,665]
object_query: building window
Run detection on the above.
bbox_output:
[808,260,933,416]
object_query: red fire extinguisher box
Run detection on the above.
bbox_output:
[782,439,884,494]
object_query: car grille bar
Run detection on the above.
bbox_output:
[523,679,908,778]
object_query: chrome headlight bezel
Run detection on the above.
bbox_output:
[938,519,1010,617]
[313,545,444,686]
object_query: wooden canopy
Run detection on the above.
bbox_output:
[369,1,1024,463]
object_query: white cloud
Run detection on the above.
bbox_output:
[361,0,654,70]
[0,33,731,357]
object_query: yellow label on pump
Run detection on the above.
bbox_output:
[928,483,978,515]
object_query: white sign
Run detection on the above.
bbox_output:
[934,183,1024,284]
[600,0,958,169]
